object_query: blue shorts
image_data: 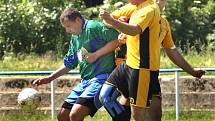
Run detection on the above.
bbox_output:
[64,73,109,116]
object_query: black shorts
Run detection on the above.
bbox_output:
[106,63,161,107]
[62,97,98,117]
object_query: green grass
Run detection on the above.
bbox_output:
[0,111,215,121]
[0,112,55,121]
[0,53,62,71]
[160,50,215,69]
[0,52,214,121]
[0,51,215,71]
[162,111,215,121]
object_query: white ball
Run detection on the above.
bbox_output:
[17,88,41,111]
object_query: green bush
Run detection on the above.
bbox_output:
[0,1,70,58]
[0,0,121,58]
[164,0,215,53]
[0,0,214,59]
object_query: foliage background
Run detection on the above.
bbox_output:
[0,0,214,59]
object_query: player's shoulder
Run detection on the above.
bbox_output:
[120,3,137,10]
[161,15,168,22]
[161,15,170,27]
[86,19,105,29]
[138,1,160,15]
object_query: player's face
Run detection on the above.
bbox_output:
[157,0,166,10]
[62,17,82,35]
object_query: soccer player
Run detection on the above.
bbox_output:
[98,0,205,121]
[99,0,161,121]
[32,8,120,121]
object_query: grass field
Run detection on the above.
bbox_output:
[0,51,214,72]
[160,50,215,69]
[0,110,215,121]
[0,52,214,121]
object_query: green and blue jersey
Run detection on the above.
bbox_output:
[64,19,119,80]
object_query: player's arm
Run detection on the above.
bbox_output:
[47,65,70,80]
[103,16,128,28]
[162,17,205,78]
[164,48,205,78]
[32,65,70,86]
[99,11,141,36]
[103,3,136,28]
[33,40,78,86]
[86,39,119,63]
[103,20,114,28]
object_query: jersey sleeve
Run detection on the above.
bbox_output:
[111,3,136,20]
[162,18,175,49]
[101,27,119,42]
[63,38,79,69]
[130,7,154,32]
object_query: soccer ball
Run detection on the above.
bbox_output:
[17,88,41,111]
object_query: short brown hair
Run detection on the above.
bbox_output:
[60,8,82,24]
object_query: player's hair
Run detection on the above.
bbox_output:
[60,8,83,24]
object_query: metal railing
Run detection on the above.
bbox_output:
[0,70,79,119]
[0,68,215,120]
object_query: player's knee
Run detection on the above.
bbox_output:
[94,83,118,109]
[132,113,151,121]
[99,83,124,117]
[119,96,130,106]
[150,96,162,121]
[57,114,68,121]
[132,112,141,121]
[57,113,63,121]
[69,110,82,121]
[112,105,131,121]
[131,107,151,121]
[99,83,120,103]
[57,108,70,121]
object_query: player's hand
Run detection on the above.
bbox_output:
[118,16,127,22]
[192,69,205,79]
[85,53,98,64]
[99,10,114,25]
[32,77,52,86]
[118,33,127,46]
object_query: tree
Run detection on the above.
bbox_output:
[164,0,215,53]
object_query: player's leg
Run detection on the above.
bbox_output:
[113,63,131,121]
[57,108,70,121]
[57,102,73,121]
[99,63,131,121]
[149,96,162,121]
[69,73,110,120]
[58,80,88,121]
[70,97,96,121]
[131,96,162,121]
[70,103,90,121]
[112,95,131,121]
[148,71,162,121]
[131,106,154,121]
[128,69,160,121]
[99,83,124,118]
[119,95,130,106]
